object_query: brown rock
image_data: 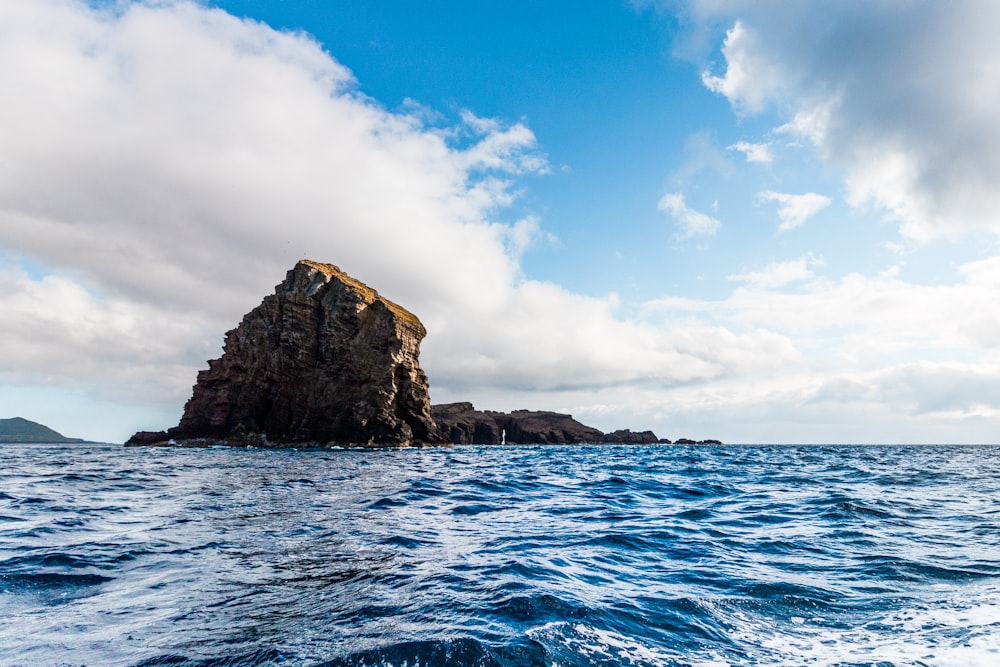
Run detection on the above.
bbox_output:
[602,429,660,444]
[431,402,503,444]
[496,410,605,444]
[150,260,438,446]
[432,403,608,444]
[124,430,170,446]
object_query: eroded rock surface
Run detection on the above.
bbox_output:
[132,260,438,446]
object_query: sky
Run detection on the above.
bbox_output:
[3,0,1000,444]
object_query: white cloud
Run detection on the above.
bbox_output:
[821,362,1000,419]
[728,254,822,289]
[758,191,832,232]
[498,216,556,258]
[728,140,772,163]
[701,20,786,115]
[658,192,722,238]
[636,253,1000,442]
[648,255,1000,360]
[693,1,1000,240]
[0,265,201,404]
[458,109,549,175]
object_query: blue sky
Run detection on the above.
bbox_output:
[3,0,1000,443]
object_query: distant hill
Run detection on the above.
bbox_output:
[0,417,88,443]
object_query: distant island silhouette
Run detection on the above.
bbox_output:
[0,417,92,444]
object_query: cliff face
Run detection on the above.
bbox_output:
[164,260,437,446]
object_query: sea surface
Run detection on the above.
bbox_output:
[1,443,999,666]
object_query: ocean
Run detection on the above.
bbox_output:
[1,442,998,666]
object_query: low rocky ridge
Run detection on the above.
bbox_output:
[431,402,666,444]
[128,260,719,448]
[128,260,440,448]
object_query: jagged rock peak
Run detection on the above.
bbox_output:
[134,259,439,447]
[296,260,425,336]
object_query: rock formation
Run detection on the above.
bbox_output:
[601,429,660,444]
[129,260,438,447]
[674,438,724,445]
[431,403,671,445]
[495,410,606,444]
[126,259,722,448]
[430,402,504,445]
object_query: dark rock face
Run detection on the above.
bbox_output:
[494,410,605,444]
[602,429,660,444]
[432,403,658,445]
[430,402,503,445]
[125,430,170,446]
[674,438,723,445]
[140,260,438,446]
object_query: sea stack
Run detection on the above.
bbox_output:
[134,260,438,447]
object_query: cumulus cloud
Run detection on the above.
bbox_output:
[758,191,832,232]
[0,0,790,440]
[728,140,772,164]
[693,1,1000,240]
[658,193,721,238]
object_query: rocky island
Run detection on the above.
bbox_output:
[128,260,719,448]
[129,260,438,447]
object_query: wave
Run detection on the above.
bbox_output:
[317,637,546,667]
[3,443,1000,666]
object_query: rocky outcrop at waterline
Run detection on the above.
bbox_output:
[128,260,439,447]
[430,403,674,445]
[601,429,661,444]
[430,402,608,445]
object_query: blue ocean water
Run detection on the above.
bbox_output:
[1,443,999,666]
